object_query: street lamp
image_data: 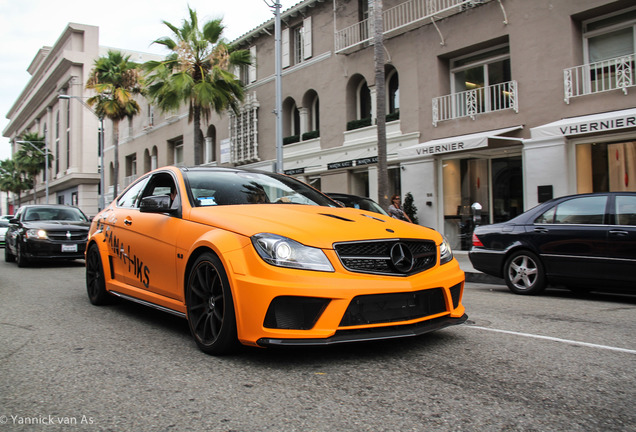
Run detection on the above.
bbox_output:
[58,94,105,210]
[263,0,283,173]
[15,139,49,204]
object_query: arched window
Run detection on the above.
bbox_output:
[387,70,400,114]
[357,81,371,120]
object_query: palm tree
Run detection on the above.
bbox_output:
[0,158,31,208]
[14,132,53,200]
[86,50,143,197]
[144,7,251,165]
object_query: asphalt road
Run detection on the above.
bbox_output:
[1,258,635,431]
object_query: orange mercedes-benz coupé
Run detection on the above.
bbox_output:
[86,166,467,355]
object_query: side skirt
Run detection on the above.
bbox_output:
[110,291,187,319]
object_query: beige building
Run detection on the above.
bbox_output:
[6,0,635,250]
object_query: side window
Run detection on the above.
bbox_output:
[534,207,556,224]
[616,195,636,226]
[553,196,607,225]
[117,177,149,208]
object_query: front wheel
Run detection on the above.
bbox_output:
[16,241,29,268]
[186,252,239,355]
[503,250,546,295]
[85,244,112,305]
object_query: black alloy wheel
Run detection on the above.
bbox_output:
[16,241,29,268]
[503,250,546,295]
[85,243,112,305]
[186,252,238,355]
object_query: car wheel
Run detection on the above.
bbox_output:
[186,252,238,355]
[85,244,111,305]
[503,250,546,295]
[4,244,15,262]
[16,241,29,268]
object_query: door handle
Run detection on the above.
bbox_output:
[534,227,549,233]
[124,219,132,226]
[609,229,628,237]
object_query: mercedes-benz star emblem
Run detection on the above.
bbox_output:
[66,231,72,240]
[390,242,415,273]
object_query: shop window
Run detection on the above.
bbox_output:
[443,156,522,250]
[576,141,636,193]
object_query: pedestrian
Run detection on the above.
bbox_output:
[388,194,412,222]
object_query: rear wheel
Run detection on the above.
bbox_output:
[85,244,111,305]
[504,250,546,295]
[186,252,238,355]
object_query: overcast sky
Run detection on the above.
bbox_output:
[0,0,297,160]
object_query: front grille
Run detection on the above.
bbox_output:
[339,288,447,327]
[47,230,88,241]
[334,239,437,276]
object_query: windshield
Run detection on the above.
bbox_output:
[184,170,338,208]
[23,207,89,222]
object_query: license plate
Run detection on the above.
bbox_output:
[61,244,78,253]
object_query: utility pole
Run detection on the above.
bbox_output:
[264,0,284,173]
[373,0,389,210]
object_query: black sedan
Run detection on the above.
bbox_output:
[469,192,636,295]
[4,204,90,267]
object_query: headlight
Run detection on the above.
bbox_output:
[439,237,453,265]
[252,233,334,272]
[26,229,48,240]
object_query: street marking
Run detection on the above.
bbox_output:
[466,325,636,355]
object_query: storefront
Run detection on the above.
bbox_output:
[400,126,524,250]
[525,107,636,208]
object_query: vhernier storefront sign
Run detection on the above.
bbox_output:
[415,141,465,155]
[557,115,636,136]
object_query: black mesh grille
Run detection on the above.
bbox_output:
[47,230,88,241]
[340,288,447,327]
[334,239,437,276]
[264,297,330,330]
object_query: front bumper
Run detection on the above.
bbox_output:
[258,313,468,347]
[226,247,467,347]
[23,239,87,260]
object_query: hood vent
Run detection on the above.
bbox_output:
[319,213,354,222]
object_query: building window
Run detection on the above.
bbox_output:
[450,45,512,117]
[174,140,184,166]
[583,8,636,93]
[282,17,312,68]
[387,70,400,115]
[230,93,259,164]
[55,111,60,175]
[66,100,71,169]
[358,81,372,120]
[148,104,154,127]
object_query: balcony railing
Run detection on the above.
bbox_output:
[564,54,634,103]
[335,0,488,53]
[432,80,518,126]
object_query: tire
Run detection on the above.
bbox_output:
[186,252,239,355]
[16,241,29,268]
[5,244,15,262]
[85,243,112,305]
[503,250,546,295]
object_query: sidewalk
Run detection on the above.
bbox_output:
[454,250,504,285]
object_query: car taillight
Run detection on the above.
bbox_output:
[472,233,484,247]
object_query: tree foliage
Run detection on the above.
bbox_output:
[143,6,251,164]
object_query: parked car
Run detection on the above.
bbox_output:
[469,192,636,295]
[0,219,8,247]
[86,166,466,355]
[326,193,389,215]
[4,205,90,267]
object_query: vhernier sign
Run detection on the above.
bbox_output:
[415,141,465,155]
[557,115,636,136]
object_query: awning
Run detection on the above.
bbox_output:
[531,108,636,139]
[399,125,523,158]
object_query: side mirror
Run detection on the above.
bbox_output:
[9,218,18,224]
[139,195,177,214]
